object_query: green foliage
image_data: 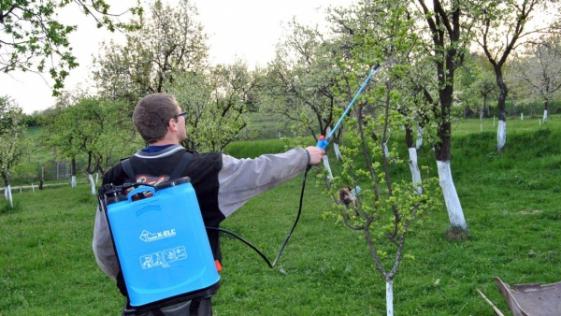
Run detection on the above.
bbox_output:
[45,97,140,173]
[94,0,206,101]
[167,62,253,152]
[2,121,561,314]
[0,0,142,95]
[0,96,25,185]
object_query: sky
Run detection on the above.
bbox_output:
[0,0,356,114]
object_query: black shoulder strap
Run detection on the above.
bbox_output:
[120,158,136,181]
[169,152,192,180]
[120,152,192,182]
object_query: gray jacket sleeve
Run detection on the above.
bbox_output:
[218,147,309,217]
[92,147,309,278]
[92,206,119,279]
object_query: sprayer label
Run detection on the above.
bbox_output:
[139,229,176,242]
[139,246,187,270]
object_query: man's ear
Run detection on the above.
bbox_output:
[168,117,178,132]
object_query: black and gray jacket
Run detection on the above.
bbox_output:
[92,144,310,279]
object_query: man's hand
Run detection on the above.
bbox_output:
[306,146,325,165]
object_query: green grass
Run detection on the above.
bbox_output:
[1,118,561,315]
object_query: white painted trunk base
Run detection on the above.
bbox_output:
[543,109,548,121]
[383,143,390,158]
[520,113,524,120]
[497,120,506,151]
[6,185,13,208]
[408,148,423,194]
[386,280,394,316]
[88,174,96,195]
[416,127,423,150]
[322,156,334,181]
[95,172,99,184]
[436,161,467,230]
[333,143,342,161]
[71,176,77,188]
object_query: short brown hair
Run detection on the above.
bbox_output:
[133,93,179,143]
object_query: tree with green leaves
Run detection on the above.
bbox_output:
[0,0,141,95]
[515,34,561,121]
[411,0,482,237]
[0,96,24,208]
[94,0,207,103]
[324,2,439,314]
[262,20,350,141]
[167,62,252,152]
[476,0,555,151]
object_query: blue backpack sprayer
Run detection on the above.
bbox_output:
[98,64,381,309]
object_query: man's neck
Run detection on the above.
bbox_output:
[150,138,179,146]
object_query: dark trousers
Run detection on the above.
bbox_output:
[123,297,212,316]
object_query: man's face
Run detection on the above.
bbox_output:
[175,106,187,142]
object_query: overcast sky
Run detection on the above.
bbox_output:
[0,0,355,114]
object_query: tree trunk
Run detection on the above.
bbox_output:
[39,166,44,190]
[333,143,342,160]
[383,142,390,159]
[495,67,508,151]
[436,160,467,230]
[436,80,467,231]
[408,148,423,194]
[88,174,96,195]
[405,126,422,194]
[322,156,334,181]
[2,173,13,208]
[70,158,77,188]
[415,125,423,150]
[386,279,394,316]
[543,99,549,122]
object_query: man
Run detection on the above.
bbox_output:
[92,93,324,315]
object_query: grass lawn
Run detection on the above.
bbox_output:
[1,116,560,315]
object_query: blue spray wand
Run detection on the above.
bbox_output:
[316,64,382,150]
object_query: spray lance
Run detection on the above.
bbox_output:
[316,64,382,151]
[214,64,382,272]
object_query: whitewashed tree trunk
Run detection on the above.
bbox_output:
[386,279,394,316]
[95,172,99,184]
[408,148,423,194]
[383,142,390,159]
[415,126,423,150]
[88,174,96,195]
[497,120,506,151]
[71,175,77,188]
[6,185,13,208]
[333,143,342,161]
[520,113,524,120]
[436,161,467,230]
[543,109,548,121]
[322,156,334,181]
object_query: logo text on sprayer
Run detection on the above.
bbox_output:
[139,229,177,242]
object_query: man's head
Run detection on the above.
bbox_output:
[133,93,186,144]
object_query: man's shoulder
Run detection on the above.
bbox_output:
[102,158,129,185]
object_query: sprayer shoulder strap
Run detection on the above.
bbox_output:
[120,151,192,182]
[120,158,135,181]
[169,152,192,180]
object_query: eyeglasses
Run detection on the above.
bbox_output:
[174,111,187,118]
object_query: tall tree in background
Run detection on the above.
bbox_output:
[167,62,252,152]
[515,34,561,121]
[0,96,24,208]
[94,0,207,104]
[413,0,479,236]
[0,0,141,94]
[263,21,349,140]
[476,0,554,151]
